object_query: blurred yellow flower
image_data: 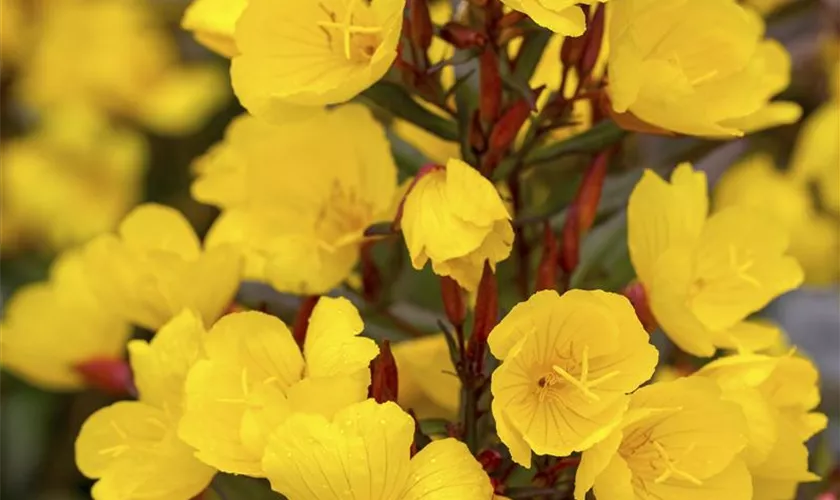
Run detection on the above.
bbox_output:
[791,100,840,214]
[83,204,241,331]
[75,310,216,500]
[489,289,658,467]
[402,158,513,291]
[501,0,605,36]
[715,154,840,285]
[575,377,751,500]
[697,353,827,500]
[17,0,227,134]
[392,333,460,420]
[263,399,494,499]
[628,163,803,356]
[193,104,397,295]
[179,297,378,476]
[0,250,130,391]
[182,0,247,57]
[608,0,801,137]
[0,104,146,252]
[231,0,404,123]
[0,0,27,66]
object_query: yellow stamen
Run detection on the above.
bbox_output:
[652,441,702,486]
[552,345,621,401]
[317,0,382,59]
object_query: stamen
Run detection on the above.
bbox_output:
[652,441,702,486]
[316,0,382,60]
[552,345,621,401]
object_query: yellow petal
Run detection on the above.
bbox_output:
[575,429,624,500]
[627,164,708,286]
[286,374,370,418]
[118,204,201,260]
[592,455,635,500]
[181,0,247,57]
[403,439,494,500]
[304,297,379,378]
[392,334,460,420]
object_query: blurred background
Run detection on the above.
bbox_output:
[0,0,837,499]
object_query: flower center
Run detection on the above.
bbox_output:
[318,0,383,63]
[315,181,374,248]
[622,429,703,487]
[551,345,620,401]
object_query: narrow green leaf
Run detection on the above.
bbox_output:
[525,120,626,166]
[362,82,459,141]
[510,29,552,84]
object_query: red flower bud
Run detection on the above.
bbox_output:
[361,241,383,303]
[409,0,434,53]
[440,276,467,330]
[477,448,503,473]
[579,4,606,82]
[292,295,320,348]
[468,261,498,374]
[622,281,658,333]
[75,357,135,397]
[370,340,399,404]
[498,10,527,29]
[440,23,488,49]
[487,88,542,154]
[560,35,586,70]
[479,47,502,123]
[469,110,487,155]
[535,222,559,292]
[560,150,609,274]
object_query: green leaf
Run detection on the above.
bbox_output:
[525,120,626,166]
[388,131,430,180]
[208,474,285,500]
[418,418,452,436]
[362,82,459,141]
[510,29,552,84]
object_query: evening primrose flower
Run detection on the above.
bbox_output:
[231,0,404,123]
[697,353,826,500]
[402,159,514,291]
[608,0,801,137]
[715,154,839,285]
[791,98,840,214]
[500,0,605,36]
[178,297,378,476]
[489,289,658,467]
[83,204,241,331]
[193,105,397,294]
[17,0,227,135]
[0,250,130,391]
[0,104,146,252]
[181,0,247,57]
[75,310,216,500]
[263,399,494,499]
[392,333,460,420]
[628,163,803,356]
[574,377,751,500]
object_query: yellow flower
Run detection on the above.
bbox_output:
[489,289,658,467]
[231,0,404,123]
[0,0,26,65]
[0,250,131,391]
[82,203,241,331]
[181,0,248,57]
[178,297,379,476]
[715,154,839,285]
[75,310,216,500]
[575,377,751,500]
[17,0,227,135]
[0,104,146,251]
[628,163,803,356]
[500,0,605,36]
[608,0,801,137]
[193,105,397,295]
[392,333,460,420]
[263,399,494,499]
[791,100,840,214]
[402,158,513,291]
[697,353,827,500]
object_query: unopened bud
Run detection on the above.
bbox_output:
[498,10,527,29]
[370,340,399,403]
[579,4,606,81]
[477,448,503,473]
[469,110,487,155]
[75,357,135,397]
[479,47,502,123]
[468,261,498,374]
[622,281,657,333]
[535,222,559,291]
[440,22,487,49]
[361,242,383,303]
[440,276,467,329]
[560,150,609,273]
[409,0,434,53]
[561,35,586,70]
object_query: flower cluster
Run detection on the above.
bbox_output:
[0,1,834,500]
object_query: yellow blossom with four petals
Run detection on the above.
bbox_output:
[489,289,658,467]
[178,297,379,476]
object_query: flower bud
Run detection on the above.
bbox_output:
[579,4,605,81]
[560,150,609,273]
[477,448,503,473]
[469,109,487,155]
[622,281,657,333]
[75,357,135,397]
[440,22,487,49]
[535,222,559,291]
[370,339,399,404]
[561,35,586,70]
[480,47,502,123]
[488,88,542,154]
[361,242,383,303]
[440,276,467,330]
[468,261,498,374]
[409,0,434,53]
